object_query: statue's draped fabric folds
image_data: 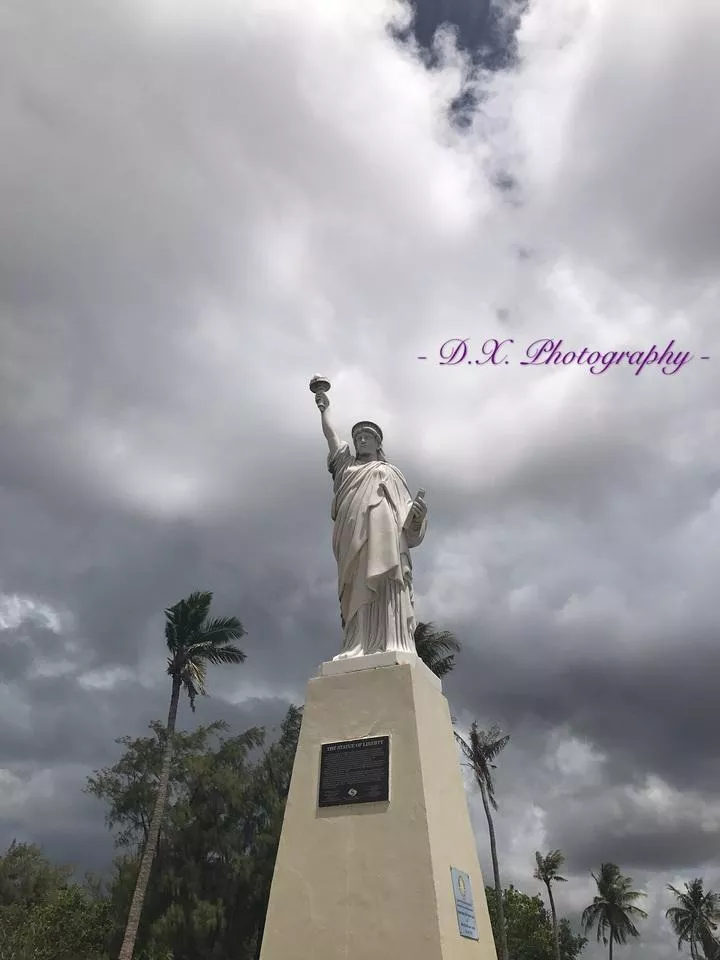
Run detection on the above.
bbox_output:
[328,441,426,659]
[310,376,427,660]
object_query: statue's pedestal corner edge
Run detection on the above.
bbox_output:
[315,651,442,690]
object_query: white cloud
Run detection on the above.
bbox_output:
[76,666,138,690]
[0,593,64,633]
[546,733,607,782]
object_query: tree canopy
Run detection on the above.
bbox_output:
[485,884,586,960]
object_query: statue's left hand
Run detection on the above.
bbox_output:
[408,492,427,527]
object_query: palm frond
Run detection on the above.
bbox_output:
[182,677,204,711]
[583,863,647,949]
[428,654,456,677]
[414,622,461,656]
[198,615,246,645]
[184,656,207,693]
[666,879,720,956]
[163,591,247,712]
[455,722,509,812]
[413,621,461,678]
[471,723,510,762]
[454,731,472,758]
[534,849,567,884]
[582,902,606,938]
[189,643,247,666]
[164,590,213,653]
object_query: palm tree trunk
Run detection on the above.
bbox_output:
[546,880,560,960]
[479,781,509,960]
[117,676,181,960]
[608,932,613,960]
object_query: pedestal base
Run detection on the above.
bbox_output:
[258,655,497,960]
[319,649,441,689]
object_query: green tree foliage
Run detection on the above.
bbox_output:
[85,706,301,960]
[0,843,113,960]
[0,841,72,908]
[485,885,586,960]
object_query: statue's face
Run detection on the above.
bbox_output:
[354,428,380,459]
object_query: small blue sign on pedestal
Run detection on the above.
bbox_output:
[451,867,479,940]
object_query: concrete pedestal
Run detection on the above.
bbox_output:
[258,652,498,960]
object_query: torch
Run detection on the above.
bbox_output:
[309,376,331,395]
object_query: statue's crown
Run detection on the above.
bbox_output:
[351,421,383,443]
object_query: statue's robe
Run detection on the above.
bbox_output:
[328,442,426,659]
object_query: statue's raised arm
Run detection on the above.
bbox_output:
[310,375,341,458]
[309,375,428,663]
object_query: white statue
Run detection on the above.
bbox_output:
[310,377,428,660]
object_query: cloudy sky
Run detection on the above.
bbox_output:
[1,0,719,955]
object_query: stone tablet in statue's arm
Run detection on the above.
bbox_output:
[403,487,427,548]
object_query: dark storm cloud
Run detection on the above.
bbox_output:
[0,417,337,672]
[405,0,528,72]
[409,0,492,53]
[0,624,56,682]
[0,764,112,875]
[445,604,720,793]
[0,674,161,768]
[564,821,720,875]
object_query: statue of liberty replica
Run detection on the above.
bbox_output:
[257,378,496,960]
[310,376,428,660]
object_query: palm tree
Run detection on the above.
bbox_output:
[582,862,648,960]
[666,878,720,960]
[117,590,247,960]
[414,621,461,678]
[534,850,567,960]
[455,722,510,960]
